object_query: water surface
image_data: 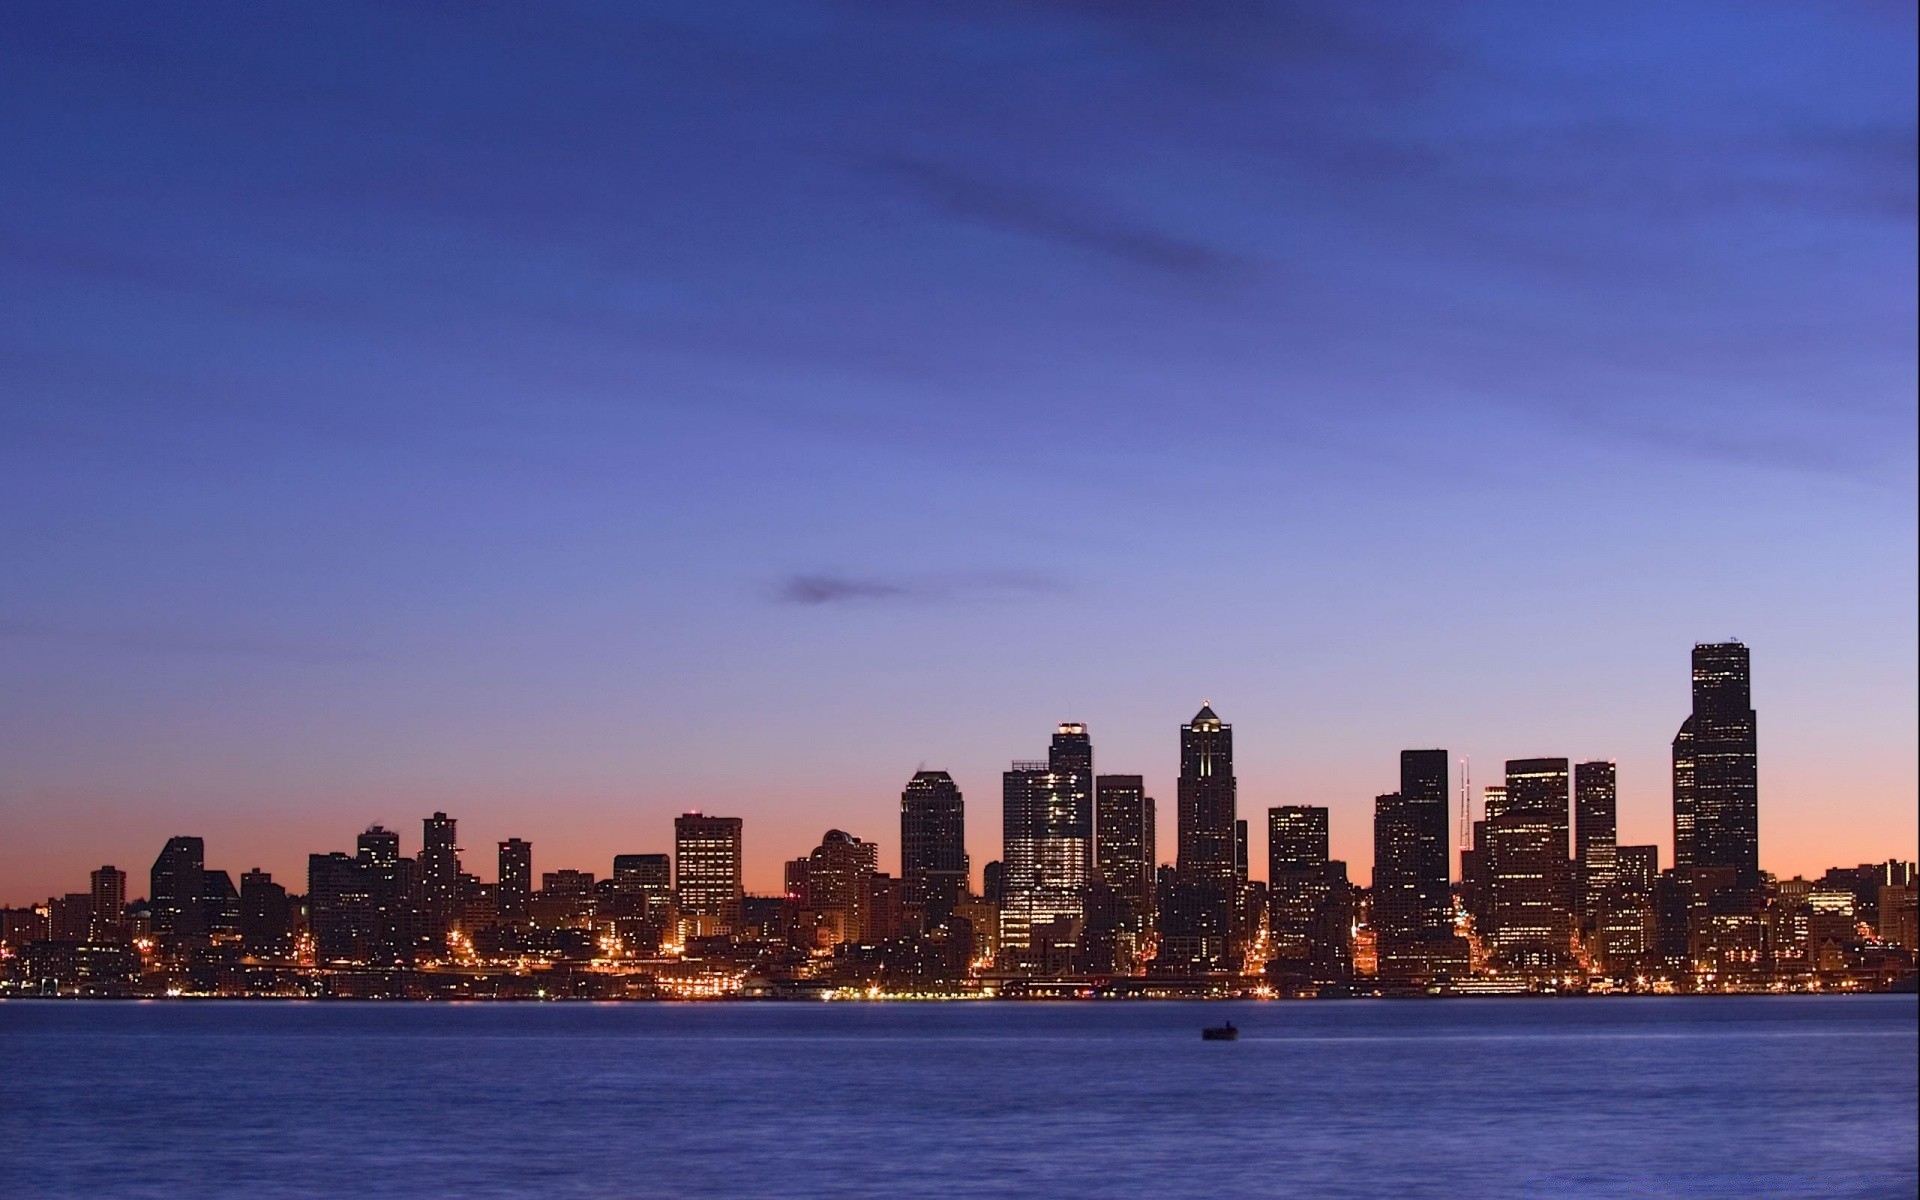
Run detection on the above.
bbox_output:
[2,996,1914,1198]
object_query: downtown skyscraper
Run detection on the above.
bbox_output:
[900,770,967,924]
[1679,642,1760,887]
[1485,758,1574,966]
[1372,749,1453,946]
[1160,704,1237,972]
[999,724,1094,971]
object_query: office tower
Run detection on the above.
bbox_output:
[1162,704,1237,971]
[1372,749,1451,945]
[239,869,292,958]
[89,866,127,941]
[150,837,207,944]
[999,758,1086,969]
[420,811,460,946]
[542,870,595,896]
[1687,642,1760,885]
[612,853,673,913]
[201,870,241,940]
[1266,806,1351,987]
[788,829,879,948]
[498,839,532,927]
[1484,759,1573,965]
[1051,723,1096,880]
[352,825,411,963]
[900,771,968,924]
[674,814,743,932]
[1672,719,1696,869]
[1574,761,1618,924]
[1595,843,1660,972]
[1095,774,1156,950]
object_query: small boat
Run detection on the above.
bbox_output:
[1201,1021,1238,1041]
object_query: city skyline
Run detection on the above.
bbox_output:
[3,3,1914,910]
[4,640,1913,909]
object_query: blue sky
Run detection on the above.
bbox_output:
[2,1,1914,898]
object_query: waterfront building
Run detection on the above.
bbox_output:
[150,836,207,946]
[1484,759,1573,966]
[420,812,461,947]
[674,813,744,934]
[1095,773,1155,969]
[88,865,126,942]
[498,839,532,927]
[1162,704,1237,972]
[900,770,967,925]
[1687,642,1760,886]
[1574,760,1618,926]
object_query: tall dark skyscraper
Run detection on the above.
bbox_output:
[1372,749,1452,946]
[1485,758,1574,965]
[1095,774,1155,932]
[900,770,967,924]
[149,836,206,944]
[1162,704,1236,972]
[419,811,460,948]
[1686,641,1759,886]
[1574,760,1618,924]
[498,838,532,927]
[1050,723,1095,880]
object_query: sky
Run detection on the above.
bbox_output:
[2,1,1914,904]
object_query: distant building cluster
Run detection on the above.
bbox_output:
[4,642,1915,999]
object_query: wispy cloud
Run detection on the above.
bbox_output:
[774,570,1063,607]
[870,156,1242,278]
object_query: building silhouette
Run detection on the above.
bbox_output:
[498,838,532,928]
[88,866,126,942]
[419,812,460,949]
[1162,704,1237,972]
[1267,806,1351,990]
[900,770,967,925]
[1094,773,1155,969]
[149,837,207,947]
[1372,749,1452,946]
[1574,760,1617,927]
[1484,758,1573,965]
[1687,642,1760,886]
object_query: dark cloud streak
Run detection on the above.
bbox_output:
[775,570,1063,607]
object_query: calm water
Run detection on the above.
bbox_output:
[1,996,1914,1199]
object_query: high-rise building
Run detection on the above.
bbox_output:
[674,813,743,932]
[999,748,1089,970]
[239,869,292,958]
[1161,704,1238,972]
[787,829,879,948]
[1371,748,1452,947]
[1266,806,1351,989]
[900,771,967,924]
[1484,759,1574,965]
[498,839,532,927]
[1686,642,1759,886]
[612,853,672,913]
[1574,761,1618,925]
[420,812,460,946]
[150,837,207,945]
[1050,723,1095,880]
[1672,719,1696,869]
[1094,774,1155,952]
[89,865,127,941]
